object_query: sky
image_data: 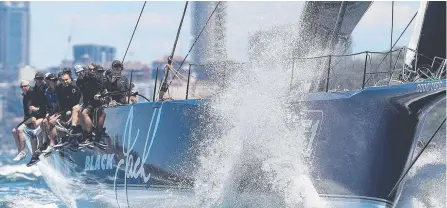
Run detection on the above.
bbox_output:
[30,1,421,69]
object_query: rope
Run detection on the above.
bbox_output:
[177,1,222,71]
[170,67,203,99]
[172,61,197,80]
[122,1,147,63]
[166,65,203,99]
[388,117,446,198]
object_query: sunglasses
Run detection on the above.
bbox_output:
[35,77,44,80]
[20,85,29,88]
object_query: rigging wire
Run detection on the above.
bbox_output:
[170,1,189,60]
[164,1,221,100]
[122,1,147,64]
[365,11,418,84]
[387,117,446,198]
[158,1,189,101]
[177,1,222,71]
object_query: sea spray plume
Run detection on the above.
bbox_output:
[193,24,325,207]
[36,157,84,208]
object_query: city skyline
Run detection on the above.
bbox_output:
[72,44,116,64]
[29,1,420,69]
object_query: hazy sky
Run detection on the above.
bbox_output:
[30,1,420,69]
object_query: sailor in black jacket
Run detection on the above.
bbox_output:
[11,80,33,162]
[12,72,47,162]
[78,65,108,146]
[57,72,82,121]
[106,60,136,104]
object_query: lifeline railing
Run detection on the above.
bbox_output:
[165,47,445,100]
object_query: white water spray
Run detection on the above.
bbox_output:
[193,25,325,208]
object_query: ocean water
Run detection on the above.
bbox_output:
[0,145,66,208]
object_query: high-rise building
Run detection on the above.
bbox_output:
[72,44,116,64]
[191,1,227,65]
[0,1,30,82]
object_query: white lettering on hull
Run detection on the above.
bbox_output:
[416,81,443,92]
[84,154,115,171]
[113,105,162,207]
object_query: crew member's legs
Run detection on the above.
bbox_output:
[94,108,107,143]
[79,106,95,145]
[29,118,44,154]
[37,124,46,151]
[71,104,80,128]
[81,108,93,133]
[48,114,60,147]
[17,123,29,151]
[12,122,28,161]
[12,127,21,153]
[40,113,59,155]
[38,118,51,151]
[97,109,106,130]
[68,105,83,137]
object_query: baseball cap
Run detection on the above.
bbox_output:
[35,72,44,79]
[94,65,105,72]
[45,73,57,81]
[74,65,84,73]
[112,60,122,68]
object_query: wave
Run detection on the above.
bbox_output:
[0,155,42,184]
[0,188,62,208]
[0,147,66,208]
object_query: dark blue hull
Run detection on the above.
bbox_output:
[30,80,446,207]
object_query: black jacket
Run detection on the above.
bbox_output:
[106,69,134,104]
[56,83,82,111]
[23,84,47,119]
[77,71,106,105]
[22,89,33,120]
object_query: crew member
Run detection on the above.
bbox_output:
[57,68,73,87]
[12,72,47,163]
[34,73,59,159]
[88,62,96,71]
[69,65,85,133]
[77,65,105,145]
[91,65,108,143]
[106,60,136,104]
[11,80,33,161]
[53,72,82,147]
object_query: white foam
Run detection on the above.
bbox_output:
[3,195,59,208]
[192,23,324,207]
[0,164,41,178]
